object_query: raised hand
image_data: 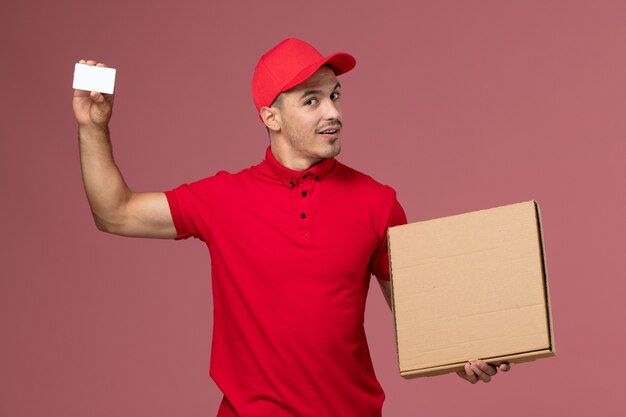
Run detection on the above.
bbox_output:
[72,60,115,129]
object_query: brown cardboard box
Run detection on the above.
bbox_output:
[388,201,555,378]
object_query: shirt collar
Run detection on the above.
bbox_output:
[259,146,336,187]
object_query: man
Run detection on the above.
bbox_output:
[73,38,509,417]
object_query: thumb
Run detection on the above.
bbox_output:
[90,91,105,103]
[87,90,113,126]
[90,90,114,113]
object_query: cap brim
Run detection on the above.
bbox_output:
[281,52,356,94]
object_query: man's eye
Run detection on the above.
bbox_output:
[305,98,318,106]
[331,92,341,100]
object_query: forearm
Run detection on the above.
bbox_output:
[78,125,132,232]
[377,279,392,311]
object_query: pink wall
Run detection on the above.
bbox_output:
[1,1,624,416]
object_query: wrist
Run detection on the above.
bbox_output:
[78,124,110,141]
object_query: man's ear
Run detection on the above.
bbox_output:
[260,106,281,132]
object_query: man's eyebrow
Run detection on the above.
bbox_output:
[300,82,342,99]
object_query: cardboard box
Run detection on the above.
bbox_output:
[388,201,555,378]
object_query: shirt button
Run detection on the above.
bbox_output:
[301,191,307,197]
[289,181,294,187]
[300,213,306,219]
[314,175,319,181]
[302,174,308,179]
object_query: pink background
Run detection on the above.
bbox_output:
[1,1,624,416]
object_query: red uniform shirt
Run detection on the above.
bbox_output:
[165,148,407,417]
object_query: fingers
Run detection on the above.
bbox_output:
[459,360,511,384]
[78,59,108,68]
[469,360,497,383]
[459,362,479,384]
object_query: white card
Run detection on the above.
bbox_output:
[72,63,116,94]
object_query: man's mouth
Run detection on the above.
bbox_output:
[318,125,341,135]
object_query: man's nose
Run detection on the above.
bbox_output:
[323,99,341,120]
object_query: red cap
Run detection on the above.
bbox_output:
[252,38,356,114]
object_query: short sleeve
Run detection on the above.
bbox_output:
[164,172,228,242]
[164,185,199,240]
[370,189,407,281]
